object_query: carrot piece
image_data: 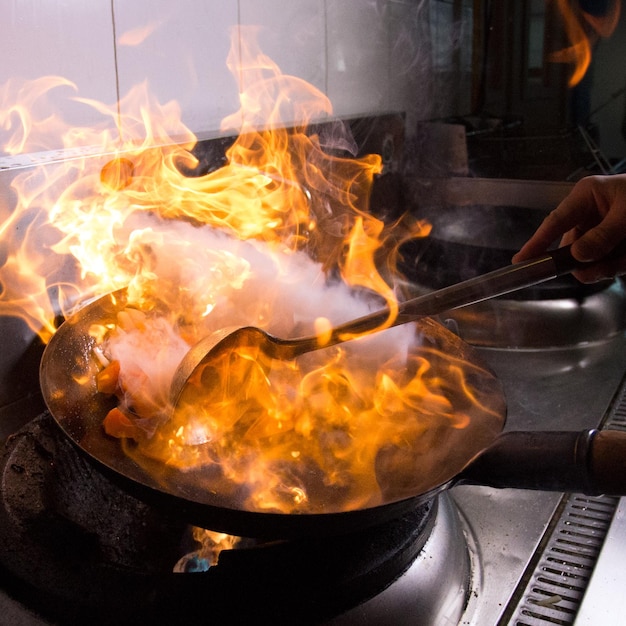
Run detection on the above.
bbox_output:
[96,360,121,394]
[103,407,141,439]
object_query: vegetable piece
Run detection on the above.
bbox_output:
[96,360,121,394]
[103,407,142,439]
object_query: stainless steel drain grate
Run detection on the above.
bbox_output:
[504,494,618,626]
[502,378,626,626]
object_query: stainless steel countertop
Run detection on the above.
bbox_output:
[454,335,626,625]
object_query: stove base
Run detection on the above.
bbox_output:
[0,412,467,625]
[330,491,475,625]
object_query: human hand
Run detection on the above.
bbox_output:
[512,174,626,283]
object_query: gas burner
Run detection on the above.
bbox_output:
[0,412,475,625]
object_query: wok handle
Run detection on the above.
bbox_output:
[459,429,626,496]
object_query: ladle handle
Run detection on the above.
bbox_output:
[323,241,626,345]
[323,244,581,342]
[395,249,564,321]
[459,429,626,496]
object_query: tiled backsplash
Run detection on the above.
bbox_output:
[0,0,465,144]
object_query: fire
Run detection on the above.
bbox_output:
[117,21,165,47]
[550,0,621,87]
[174,528,242,572]
[1,27,502,519]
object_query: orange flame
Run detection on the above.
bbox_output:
[0,28,495,517]
[551,0,621,87]
[117,21,164,47]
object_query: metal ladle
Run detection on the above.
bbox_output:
[169,244,614,408]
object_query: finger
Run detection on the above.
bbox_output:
[570,211,626,262]
[512,203,591,262]
[513,178,605,263]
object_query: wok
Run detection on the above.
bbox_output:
[39,288,626,539]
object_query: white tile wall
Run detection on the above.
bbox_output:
[0,0,117,151]
[386,1,436,132]
[113,0,239,138]
[0,0,434,144]
[0,0,116,98]
[238,0,326,94]
[326,0,391,118]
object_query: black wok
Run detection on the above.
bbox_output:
[39,287,626,539]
